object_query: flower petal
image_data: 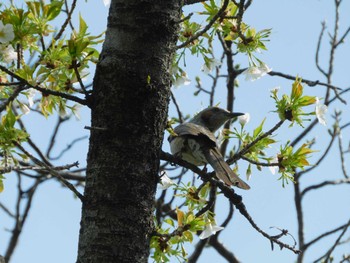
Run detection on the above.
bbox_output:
[158,172,175,190]
[199,222,224,240]
[315,97,328,126]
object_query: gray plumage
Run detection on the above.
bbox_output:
[169,107,250,190]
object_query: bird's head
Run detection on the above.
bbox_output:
[190,107,244,132]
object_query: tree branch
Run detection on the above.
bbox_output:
[301,178,350,197]
[177,0,229,49]
[228,120,285,164]
[15,143,84,201]
[0,65,88,106]
[209,236,240,263]
[303,221,350,250]
[312,219,350,263]
[315,22,327,77]
[160,150,301,254]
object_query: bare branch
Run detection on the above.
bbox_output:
[315,22,327,77]
[335,25,350,47]
[301,178,350,197]
[170,91,184,123]
[268,71,344,94]
[335,112,349,178]
[0,202,15,218]
[49,136,88,161]
[15,143,84,201]
[298,127,337,178]
[209,236,240,263]
[0,85,26,113]
[188,239,208,263]
[5,179,41,262]
[54,0,78,41]
[313,219,350,263]
[303,221,350,250]
[46,116,70,157]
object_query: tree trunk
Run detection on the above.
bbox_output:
[76,1,181,262]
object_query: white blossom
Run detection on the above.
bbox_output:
[158,172,175,190]
[270,86,280,94]
[199,221,224,240]
[102,0,111,6]
[315,97,327,126]
[269,156,279,175]
[201,58,221,74]
[238,113,250,126]
[19,103,30,115]
[173,71,191,87]
[0,21,15,43]
[27,88,36,107]
[0,44,17,63]
[71,104,82,120]
[242,63,272,82]
[59,106,68,119]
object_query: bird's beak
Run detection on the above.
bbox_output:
[228,112,245,118]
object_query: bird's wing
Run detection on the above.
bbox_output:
[203,147,250,190]
[173,123,217,144]
[173,122,250,190]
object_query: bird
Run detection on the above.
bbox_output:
[168,107,250,190]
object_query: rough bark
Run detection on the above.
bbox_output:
[76,0,181,262]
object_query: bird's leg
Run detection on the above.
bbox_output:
[202,164,208,173]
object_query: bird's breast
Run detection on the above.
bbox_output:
[169,136,207,166]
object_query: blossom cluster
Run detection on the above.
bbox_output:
[0,20,16,64]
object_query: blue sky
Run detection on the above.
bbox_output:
[1,1,350,262]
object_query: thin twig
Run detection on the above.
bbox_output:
[303,221,350,250]
[5,179,41,262]
[0,202,15,218]
[268,71,344,94]
[241,155,279,167]
[335,25,350,47]
[46,116,69,157]
[301,178,350,197]
[298,127,337,178]
[0,85,26,113]
[15,143,84,201]
[170,91,184,123]
[177,0,229,49]
[228,120,285,165]
[313,219,350,263]
[209,236,240,263]
[55,0,78,41]
[315,22,327,77]
[0,65,88,106]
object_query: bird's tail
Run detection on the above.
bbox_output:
[204,148,250,190]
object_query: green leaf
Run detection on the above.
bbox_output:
[253,118,266,138]
[183,231,193,243]
[0,174,5,193]
[176,207,184,227]
[164,218,175,227]
[79,14,88,36]
[46,1,64,21]
[3,105,16,128]
[291,78,303,101]
[298,96,316,106]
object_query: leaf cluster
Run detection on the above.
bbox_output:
[271,78,316,127]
